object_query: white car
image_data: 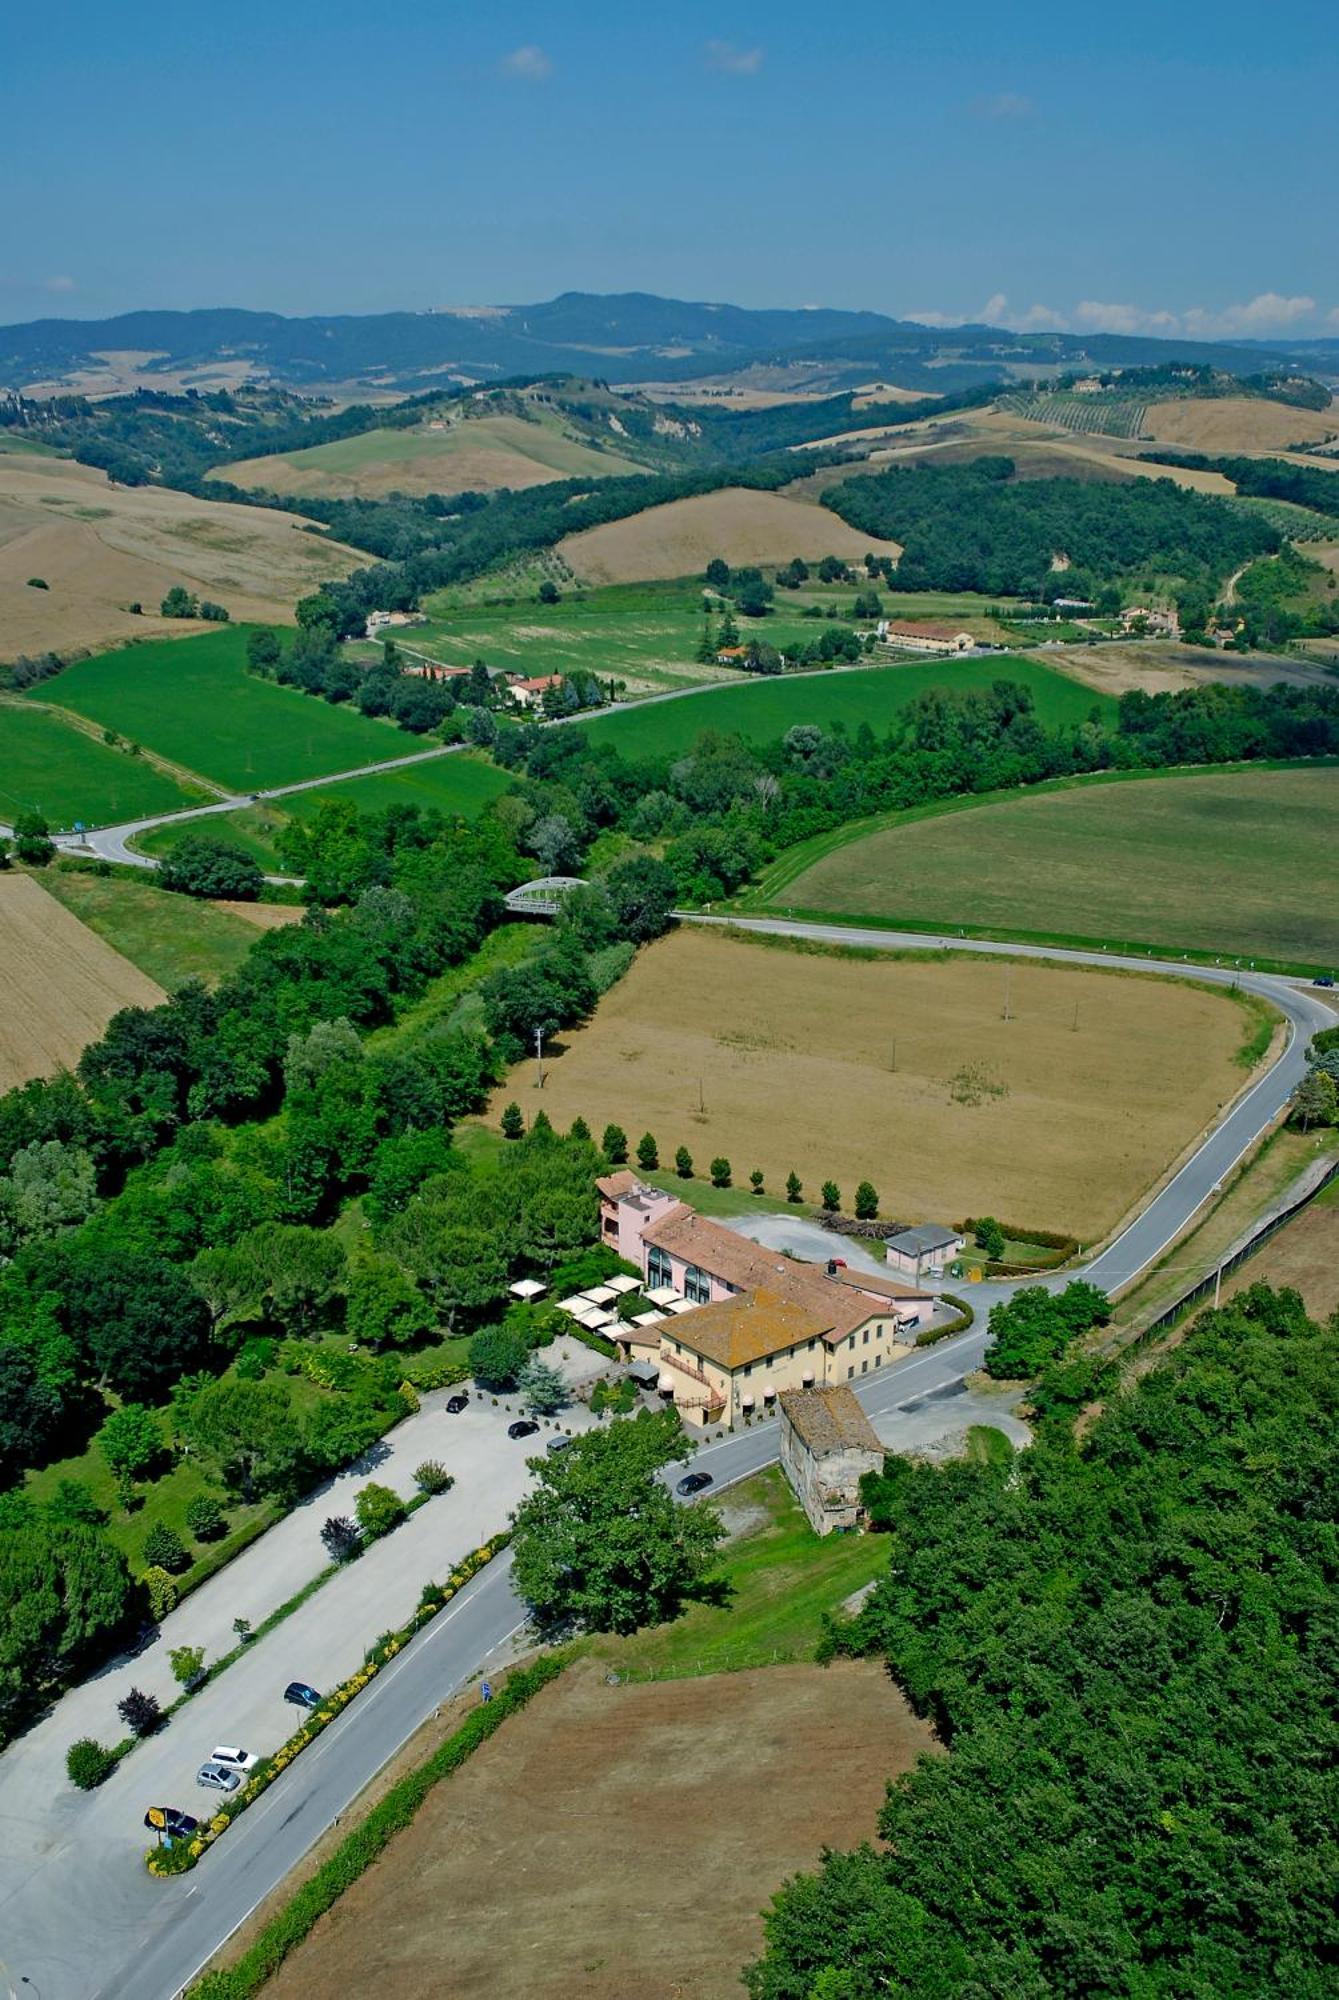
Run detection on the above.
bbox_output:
[210,1744,259,1773]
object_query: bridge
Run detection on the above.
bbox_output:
[503,875,588,918]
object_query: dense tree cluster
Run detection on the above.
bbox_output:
[748,1284,1337,1998]
[823,456,1278,599]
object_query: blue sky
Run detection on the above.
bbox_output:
[2,0,1336,336]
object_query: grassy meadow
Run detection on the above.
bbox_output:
[771,766,1339,968]
[39,864,262,987]
[578,654,1114,757]
[0,701,201,827]
[43,626,406,791]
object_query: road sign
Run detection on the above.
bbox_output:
[145,1806,168,1830]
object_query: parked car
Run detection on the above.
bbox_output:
[210,1744,259,1773]
[144,1807,199,1836]
[283,1681,322,1710]
[676,1470,714,1497]
[545,1434,573,1454]
[508,1418,540,1439]
[445,1392,470,1414]
[196,1761,241,1794]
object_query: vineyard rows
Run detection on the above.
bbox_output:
[1001,392,1150,439]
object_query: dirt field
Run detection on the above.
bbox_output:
[212,899,305,928]
[1141,396,1336,453]
[0,872,164,1089]
[0,451,369,656]
[215,412,645,501]
[488,927,1251,1240]
[1046,639,1325,698]
[559,486,903,583]
[1224,1184,1339,1320]
[265,1658,931,2000]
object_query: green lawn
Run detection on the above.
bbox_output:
[39,864,261,987]
[216,409,647,493]
[136,802,295,872]
[585,1466,890,1680]
[43,627,407,790]
[579,654,1113,759]
[639,1167,816,1221]
[773,765,1339,969]
[0,703,201,828]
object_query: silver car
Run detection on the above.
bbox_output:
[196,1760,241,1794]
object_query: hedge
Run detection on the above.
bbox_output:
[188,1652,566,1998]
[960,1218,1078,1254]
[146,1533,511,1878]
[915,1293,974,1345]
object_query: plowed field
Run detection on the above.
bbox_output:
[0,872,163,1088]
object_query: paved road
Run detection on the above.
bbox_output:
[2,920,1330,1999]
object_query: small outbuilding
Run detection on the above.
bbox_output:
[885,1224,965,1280]
[778,1385,884,1535]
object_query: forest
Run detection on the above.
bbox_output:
[822,456,1279,599]
[747,1283,1337,1998]
[1140,450,1339,519]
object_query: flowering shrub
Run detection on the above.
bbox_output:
[144,1533,511,1874]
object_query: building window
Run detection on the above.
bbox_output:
[861,1359,868,1374]
[647,1246,673,1290]
[847,1364,854,1379]
[862,1328,869,1346]
[684,1263,711,1305]
[744,1362,752,1377]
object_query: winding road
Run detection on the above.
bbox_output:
[0,908,1329,2000]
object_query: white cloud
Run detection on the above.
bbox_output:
[500,44,552,81]
[977,90,1034,119]
[704,39,764,75]
[1071,300,1182,336]
[1181,292,1315,337]
[964,291,1322,340]
[44,275,75,294]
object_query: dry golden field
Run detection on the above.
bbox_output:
[558,485,902,583]
[1141,396,1336,453]
[264,1659,930,2000]
[1223,1187,1339,1320]
[0,450,369,655]
[490,927,1254,1241]
[0,872,164,1089]
[1045,639,1324,698]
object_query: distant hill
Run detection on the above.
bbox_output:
[0,291,1317,398]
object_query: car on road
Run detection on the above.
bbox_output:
[676,1470,714,1497]
[144,1807,199,1836]
[210,1744,259,1773]
[545,1434,573,1453]
[445,1392,470,1413]
[284,1681,322,1710]
[196,1761,242,1794]
[1315,974,1335,988]
[508,1418,540,1439]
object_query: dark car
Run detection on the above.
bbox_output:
[676,1470,714,1497]
[284,1681,322,1710]
[508,1418,540,1439]
[1316,974,1335,988]
[445,1392,470,1414]
[144,1807,199,1837]
[545,1434,573,1454]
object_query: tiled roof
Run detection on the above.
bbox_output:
[595,1170,639,1200]
[641,1208,800,1293]
[778,1385,883,1456]
[663,1287,834,1370]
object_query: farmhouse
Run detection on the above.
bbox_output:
[778,1385,884,1534]
[885,1223,964,1280]
[878,621,975,654]
[595,1173,933,1428]
[506,672,565,709]
[365,609,426,636]
[401,660,471,682]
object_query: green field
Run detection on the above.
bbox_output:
[38,864,262,987]
[771,766,1339,967]
[0,703,202,827]
[42,627,407,791]
[578,654,1113,758]
[136,752,511,870]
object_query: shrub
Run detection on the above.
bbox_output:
[67,1738,115,1790]
[675,1145,694,1178]
[413,1460,453,1496]
[143,1565,178,1621]
[973,1216,1007,1260]
[185,1495,228,1542]
[320,1515,362,1564]
[709,1157,731,1188]
[500,1101,525,1139]
[854,1181,879,1221]
[169,1644,206,1688]
[821,1181,841,1213]
[142,1522,191,1574]
[750,1169,765,1193]
[469,1323,530,1391]
[355,1483,408,1541]
[160,833,263,902]
[117,1687,164,1738]
[786,1171,802,1203]
[601,1124,628,1164]
[635,1131,659,1172]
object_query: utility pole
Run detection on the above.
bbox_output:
[1072,999,1080,1033]
[698,1077,705,1115]
[1002,965,1013,1023]
[1213,1259,1224,1309]
[534,1027,545,1090]
[890,1037,897,1072]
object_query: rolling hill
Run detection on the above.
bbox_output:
[558,486,903,583]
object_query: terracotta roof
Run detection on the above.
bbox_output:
[641,1208,799,1294]
[595,1170,639,1200]
[827,1267,931,1306]
[884,621,970,640]
[663,1287,834,1370]
[779,1385,883,1456]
